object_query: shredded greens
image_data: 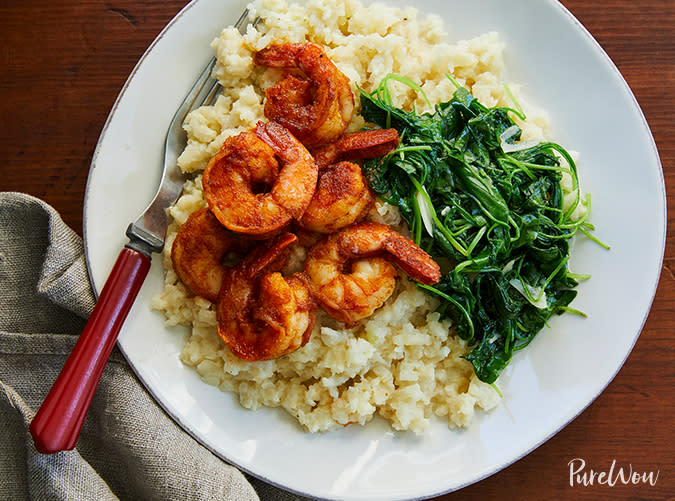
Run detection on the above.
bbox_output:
[360,75,606,384]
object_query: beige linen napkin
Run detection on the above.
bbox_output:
[0,192,308,501]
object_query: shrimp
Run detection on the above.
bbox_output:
[255,42,354,147]
[311,128,400,170]
[202,121,318,237]
[171,208,248,302]
[298,161,374,233]
[216,233,317,361]
[304,222,441,325]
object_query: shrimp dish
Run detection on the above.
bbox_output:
[171,36,433,364]
[152,0,555,433]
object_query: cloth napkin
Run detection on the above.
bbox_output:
[0,192,307,500]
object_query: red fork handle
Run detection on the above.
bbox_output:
[30,246,151,454]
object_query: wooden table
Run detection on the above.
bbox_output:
[2,1,672,499]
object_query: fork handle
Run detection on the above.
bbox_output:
[30,247,151,454]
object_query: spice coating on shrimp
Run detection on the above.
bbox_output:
[311,128,400,170]
[171,208,247,303]
[255,42,354,147]
[304,222,441,325]
[255,120,319,219]
[217,233,317,361]
[298,161,374,233]
[202,122,318,236]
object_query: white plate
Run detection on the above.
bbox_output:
[83,0,666,499]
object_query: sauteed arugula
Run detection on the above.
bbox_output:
[360,75,606,383]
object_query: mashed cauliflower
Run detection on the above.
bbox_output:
[151,0,551,433]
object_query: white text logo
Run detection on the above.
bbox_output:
[568,458,659,487]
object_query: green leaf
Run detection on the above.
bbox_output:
[359,73,604,383]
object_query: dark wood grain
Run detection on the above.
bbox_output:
[1,1,672,499]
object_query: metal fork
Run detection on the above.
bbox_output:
[30,9,255,454]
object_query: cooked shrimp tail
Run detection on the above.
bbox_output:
[239,231,298,277]
[377,232,441,285]
[311,128,400,169]
[337,222,441,285]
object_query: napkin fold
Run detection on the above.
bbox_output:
[0,192,305,501]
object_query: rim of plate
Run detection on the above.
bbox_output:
[82,0,667,499]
